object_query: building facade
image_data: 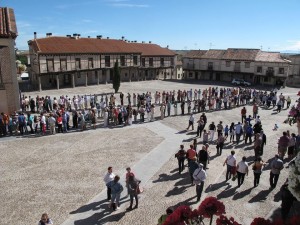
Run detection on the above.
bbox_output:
[0,7,20,114]
[183,48,290,85]
[28,35,177,91]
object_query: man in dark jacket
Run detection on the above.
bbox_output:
[198,146,209,169]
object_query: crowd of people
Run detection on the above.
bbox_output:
[0,86,292,138]
[2,85,299,224]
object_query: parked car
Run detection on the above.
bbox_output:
[231,78,251,86]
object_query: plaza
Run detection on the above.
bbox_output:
[0,80,299,225]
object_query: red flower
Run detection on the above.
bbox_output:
[163,205,192,225]
[250,218,272,225]
[198,197,226,218]
[216,215,241,225]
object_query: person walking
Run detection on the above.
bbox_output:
[223,151,236,181]
[241,106,247,123]
[216,133,225,155]
[208,122,216,142]
[217,121,223,136]
[198,145,209,170]
[186,144,197,167]
[235,122,243,144]
[245,124,253,144]
[189,157,199,184]
[175,145,186,174]
[252,156,266,187]
[193,163,207,202]
[126,173,141,210]
[107,175,123,210]
[196,117,205,137]
[103,167,115,201]
[269,154,284,189]
[236,156,249,187]
[186,113,195,130]
[229,122,235,143]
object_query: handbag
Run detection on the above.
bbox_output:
[136,185,143,194]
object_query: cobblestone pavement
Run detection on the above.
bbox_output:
[1,81,299,225]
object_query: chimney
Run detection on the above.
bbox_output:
[149,41,152,44]
[46,33,52,37]
[88,36,90,38]
[66,35,71,38]
[167,45,169,49]
[73,33,77,37]
[142,41,145,44]
[34,32,37,39]
[121,36,125,41]
[97,35,102,39]
[134,40,137,43]
[107,37,109,39]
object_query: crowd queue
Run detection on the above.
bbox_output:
[1,86,299,224]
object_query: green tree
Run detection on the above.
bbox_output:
[113,60,121,93]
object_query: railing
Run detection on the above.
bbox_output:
[266,69,274,76]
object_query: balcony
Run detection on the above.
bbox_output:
[207,65,213,71]
[266,69,274,76]
[234,66,241,72]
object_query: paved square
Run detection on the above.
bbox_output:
[1,80,299,225]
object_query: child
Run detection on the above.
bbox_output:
[224,125,229,138]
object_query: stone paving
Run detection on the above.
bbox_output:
[1,81,299,225]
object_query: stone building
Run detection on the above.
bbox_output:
[183,48,290,85]
[28,34,177,91]
[0,7,20,114]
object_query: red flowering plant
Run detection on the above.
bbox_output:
[216,215,241,225]
[163,205,192,225]
[198,197,226,225]
[250,218,272,225]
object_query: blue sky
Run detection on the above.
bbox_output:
[2,0,300,52]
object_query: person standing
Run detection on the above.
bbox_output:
[252,156,265,187]
[103,167,115,201]
[236,156,249,187]
[193,163,207,202]
[223,151,236,181]
[235,122,243,144]
[217,121,223,136]
[216,133,225,155]
[278,132,290,159]
[48,113,56,135]
[245,124,253,144]
[175,145,186,174]
[126,173,140,210]
[196,117,205,137]
[186,144,197,167]
[107,175,123,210]
[269,154,284,189]
[198,145,209,170]
[208,122,216,142]
[241,107,247,123]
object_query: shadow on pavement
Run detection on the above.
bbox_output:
[248,189,272,203]
[232,187,253,200]
[217,186,239,199]
[165,186,188,197]
[205,180,229,193]
[74,210,127,225]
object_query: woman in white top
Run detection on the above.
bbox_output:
[236,156,249,187]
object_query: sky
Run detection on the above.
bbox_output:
[2,0,300,52]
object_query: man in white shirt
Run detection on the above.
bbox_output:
[103,166,115,201]
[193,163,207,202]
[236,156,249,187]
[224,151,236,180]
[186,113,195,130]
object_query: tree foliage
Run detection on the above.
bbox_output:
[113,60,121,93]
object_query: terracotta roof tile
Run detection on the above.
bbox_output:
[0,7,18,38]
[202,49,226,59]
[185,50,208,58]
[255,51,288,63]
[29,36,175,56]
[222,48,259,61]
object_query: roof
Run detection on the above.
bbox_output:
[185,50,208,58]
[222,48,259,61]
[255,51,287,63]
[202,49,226,59]
[0,7,18,39]
[29,36,175,56]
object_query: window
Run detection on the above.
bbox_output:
[257,66,262,73]
[105,56,110,67]
[264,76,269,82]
[160,58,165,67]
[245,62,250,68]
[142,58,146,67]
[189,72,193,78]
[226,61,231,67]
[77,72,81,78]
[88,58,94,69]
[125,73,127,77]
[60,59,67,71]
[75,58,81,69]
[120,56,125,66]
[171,58,174,66]
[46,58,54,72]
[279,68,284,74]
[95,71,98,80]
[208,62,213,70]
[133,56,138,66]
[149,58,153,67]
